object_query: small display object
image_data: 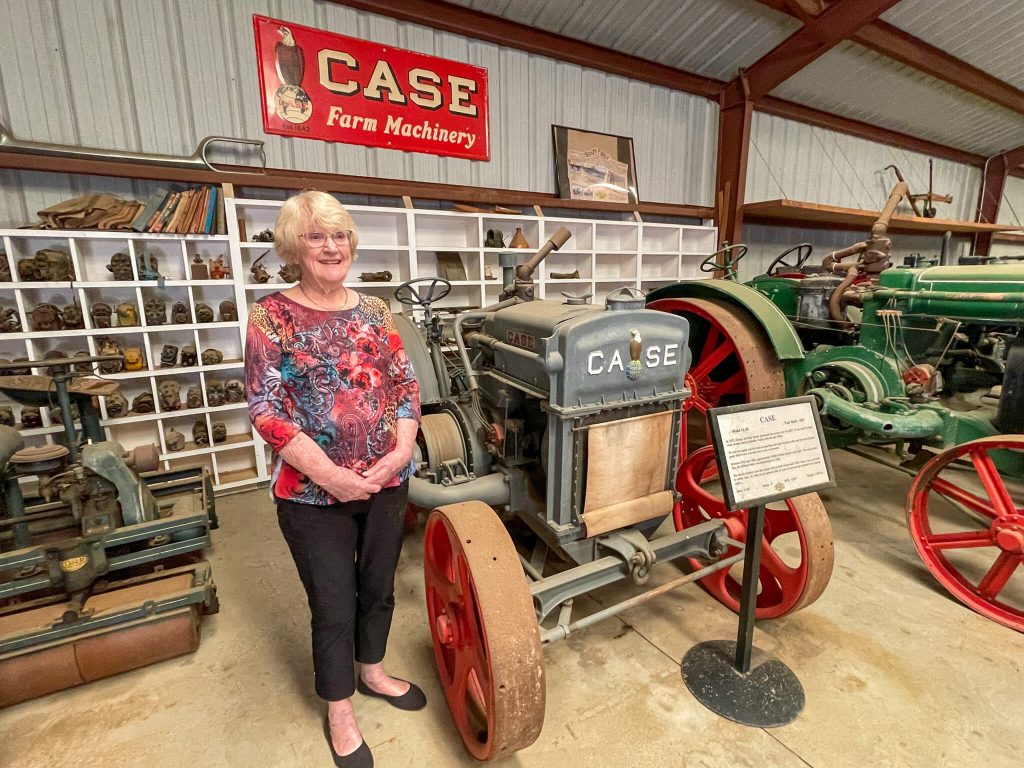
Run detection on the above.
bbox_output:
[278,263,300,283]
[0,256,10,282]
[115,302,139,327]
[250,251,272,283]
[21,406,42,428]
[123,347,145,371]
[225,379,245,403]
[206,381,225,406]
[159,344,178,368]
[435,252,466,281]
[201,348,223,365]
[165,426,185,452]
[144,297,167,326]
[209,255,229,279]
[29,304,63,332]
[158,380,182,411]
[104,392,128,417]
[509,227,529,249]
[252,228,275,242]
[219,300,237,322]
[18,249,76,281]
[0,406,13,427]
[190,254,210,280]
[61,304,84,329]
[552,125,638,204]
[186,387,203,410]
[97,339,122,372]
[195,303,215,323]
[484,229,505,248]
[0,308,20,333]
[136,252,160,280]
[170,301,191,324]
[211,422,228,444]
[90,302,113,328]
[131,392,155,414]
[181,345,198,367]
[107,252,133,280]
[193,419,209,446]
[359,270,393,282]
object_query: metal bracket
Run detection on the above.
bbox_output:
[597,529,657,585]
[438,458,474,486]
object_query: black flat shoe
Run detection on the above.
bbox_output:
[357,677,427,711]
[323,718,374,768]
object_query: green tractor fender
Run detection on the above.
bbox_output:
[646,279,805,362]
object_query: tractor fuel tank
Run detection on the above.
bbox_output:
[871,264,1024,322]
[478,291,691,412]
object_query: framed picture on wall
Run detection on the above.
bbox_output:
[552,125,639,204]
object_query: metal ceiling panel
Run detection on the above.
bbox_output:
[883,0,1024,92]
[747,111,981,221]
[447,0,799,81]
[770,41,1024,157]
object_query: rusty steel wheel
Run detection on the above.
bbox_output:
[423,501,545,760]
[675,446,834,618]
[907,436,1024,632]
[646,297,785,450]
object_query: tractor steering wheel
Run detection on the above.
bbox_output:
[767,243,813,276]
[699,244,748,279]
[394,277,452,308]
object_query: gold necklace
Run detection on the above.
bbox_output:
[298,283,349,311]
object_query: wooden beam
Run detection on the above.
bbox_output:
[756,1,1024,117]
[715,95,754,246]
[0,151,714,220]
[974,143,1024,255]
[328,0,722,98]
[725,0,900,105]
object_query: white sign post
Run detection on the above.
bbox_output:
[682,396,835,727]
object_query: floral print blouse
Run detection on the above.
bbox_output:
[245,291,420,504]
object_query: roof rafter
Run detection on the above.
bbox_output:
[724,0,901,105]
[757,0,1024,116]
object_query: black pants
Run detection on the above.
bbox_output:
[276,481,408,701]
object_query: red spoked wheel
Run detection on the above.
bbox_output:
[675,446,835,618]
[646,297,784,451]
[423,501,545,761]
[907,435,1024,632]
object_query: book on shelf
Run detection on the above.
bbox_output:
[140,185,224,234]
[132,188,170,232]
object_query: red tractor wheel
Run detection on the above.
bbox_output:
[675,446,835,618]
[907,436,1024,632]
[646,297,785,450]
[423,501,545,760]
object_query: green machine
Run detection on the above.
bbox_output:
[647,190,1024,633]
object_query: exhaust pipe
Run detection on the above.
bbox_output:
[409,472,510,509]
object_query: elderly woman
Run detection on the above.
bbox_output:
[245,190,424,768]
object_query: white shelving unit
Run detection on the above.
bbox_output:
[0,195,715,496]
[0,227,257,492]
[225,194,716,482]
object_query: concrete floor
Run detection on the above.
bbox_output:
[2,448,1022,768]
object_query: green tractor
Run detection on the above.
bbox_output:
[648,186,1024,632]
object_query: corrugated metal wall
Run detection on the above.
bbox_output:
[0,0,718,227]
[997,176,1024,227]
[746,112,981,220]
[742,111,983,277]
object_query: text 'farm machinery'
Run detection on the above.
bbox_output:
[0,355,218,707]
[648,178,1024,632]
[395,229,834,760]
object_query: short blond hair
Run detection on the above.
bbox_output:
[274,190,360,266]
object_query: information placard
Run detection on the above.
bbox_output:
[708,396,835,511]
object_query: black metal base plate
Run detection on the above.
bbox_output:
[682,640,804,727]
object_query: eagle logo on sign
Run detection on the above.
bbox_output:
[626,328,642,381]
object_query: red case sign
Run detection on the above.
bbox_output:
[253,14,489,161]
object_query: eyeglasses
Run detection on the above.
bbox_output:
[301,231,351,248]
